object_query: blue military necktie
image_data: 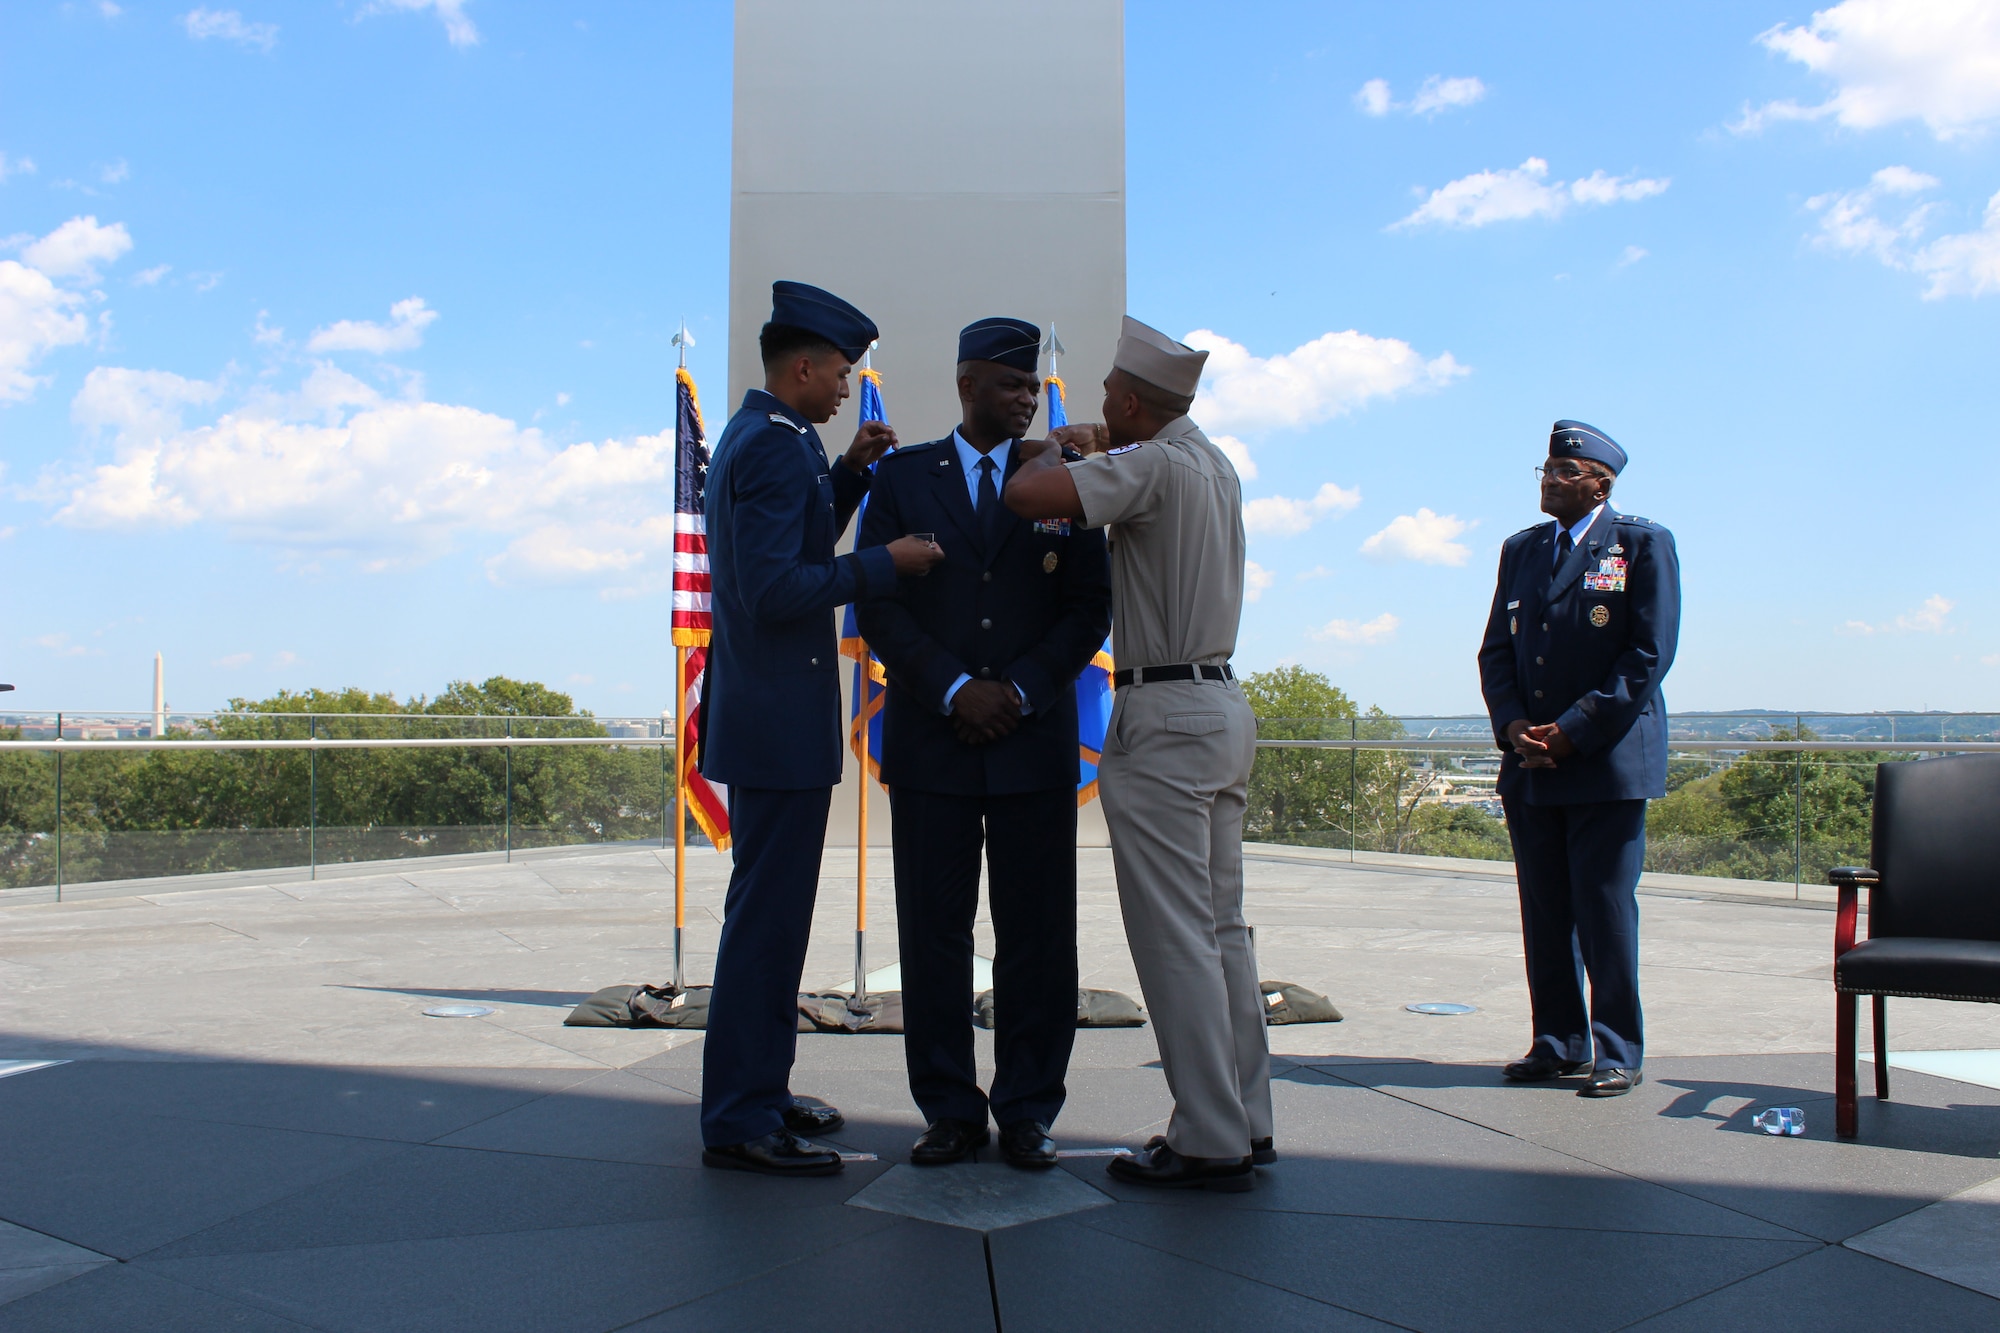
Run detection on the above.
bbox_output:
[976,455,1004,553]
[1555,529,1573,568]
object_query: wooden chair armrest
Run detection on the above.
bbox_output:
[1829,866,1877,959]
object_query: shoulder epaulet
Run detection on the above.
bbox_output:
[1615,514,1656,527]
[1510,521,1552,539]
[765,412,808,434]
[883,439,939,459]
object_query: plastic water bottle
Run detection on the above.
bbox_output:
[1752,1107,1805,1136]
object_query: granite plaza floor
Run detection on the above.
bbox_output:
[2,841,1999,1331]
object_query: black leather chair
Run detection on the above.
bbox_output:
[1831,752,2000,1137]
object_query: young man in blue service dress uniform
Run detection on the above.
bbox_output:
[1477,421,1681,1099]
[855,318,1112,1170]
[698,281,944,1176]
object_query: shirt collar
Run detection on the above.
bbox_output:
[951,429,1013,473]
[1563,503,1606,546]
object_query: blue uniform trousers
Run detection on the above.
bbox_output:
[890,786,1077,1130]
[700,784,833,1147]
[1503,796,1646,1071]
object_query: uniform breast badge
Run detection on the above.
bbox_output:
[1043,550,1060,573]
[1583,556,1628,593]
[1590,604,1611,627]
[1032,518,1071,535]
[1510,616,1518,635]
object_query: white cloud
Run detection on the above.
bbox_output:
[100,1,123,15]
[1739,0,2000,140]
[1244,560,1274,603]
[213,652,253,669]
[1360,509,1476,566]
[252,310,284,344]
[1312,612,1400,645]
[44,363,681,588]
[0,261,89,401]
[365,0,479,47]
[72,366,223,447]
[1618,245,1649,267]
[1843,594,1955,635]
[1912,190,2000,297]
[1354,75,1486,117]
[99,160,130,186]
[0,152,36,183]
[307,297,438,354]
[1242,482,1362,537]
[1187,329,1466,435]
[1294,565,1332,583]
[1394,158,1669,229]
[1410,76,1487,115]
[1808,168,2000,297]
[1211,432,1256,480]
[35,633,92,658]
[22,215,133,281]
[183,8,278,52]
[133,264,170,287]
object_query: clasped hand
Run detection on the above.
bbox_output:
[951,680,1022,746]
[1506,719,1575,768]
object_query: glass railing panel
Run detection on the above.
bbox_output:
[507,717,670,854]
[0,743,58,891]
[312,718,506,866]
[47,737,312,886]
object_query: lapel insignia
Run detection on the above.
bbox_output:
[1590,604,1611,627]
[1043,550,1059,573]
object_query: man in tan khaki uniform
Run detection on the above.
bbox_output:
[1005,317,1272,1193]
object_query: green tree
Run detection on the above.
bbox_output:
[1242,666,1358,846]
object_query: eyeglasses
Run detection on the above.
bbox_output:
[1535,463,1603,483]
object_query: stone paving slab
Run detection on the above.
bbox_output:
[0,846,1997,1328]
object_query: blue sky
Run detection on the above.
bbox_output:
[3,0,1998,717]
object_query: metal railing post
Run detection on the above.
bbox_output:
[1348,717,1357,862]
[53,711,63,902]
[309,715,318,881]
[1794,714,1804,901]
[504,718,513,863]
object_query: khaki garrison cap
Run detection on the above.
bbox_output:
[1112,316,1208,398]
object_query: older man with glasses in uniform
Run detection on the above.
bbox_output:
[1478,420,1681,1100]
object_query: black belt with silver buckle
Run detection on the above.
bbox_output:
[1112,663,1234,688]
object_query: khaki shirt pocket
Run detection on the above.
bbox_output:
[1164,712,1228,736]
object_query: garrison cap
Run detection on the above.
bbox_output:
[769,280,878,361]
[1549,419,1627,475]
[957,316,1042,372]
[1112,316,1208,398]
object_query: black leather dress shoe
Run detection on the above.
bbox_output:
[1250,1137,1277,1166]
[1503,1053,1593,1082]
[911,1118,989,1165]
[702,1129,843,1177]
[1579,1067,1642,1098]
[783,1101,845,1135]
[999,1120,1057,1169]
[1107,1139,1253,1193]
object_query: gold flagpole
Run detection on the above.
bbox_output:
[856,685,869,1001]
[674,644,688,992]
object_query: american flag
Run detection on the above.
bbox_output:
[672,365,729,848]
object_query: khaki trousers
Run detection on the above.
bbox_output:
[1099,677,1273,1158]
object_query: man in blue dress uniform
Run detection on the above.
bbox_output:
[1477,421,1681,1098]
[855,318,1112,1169]
[698,281,943,1175]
